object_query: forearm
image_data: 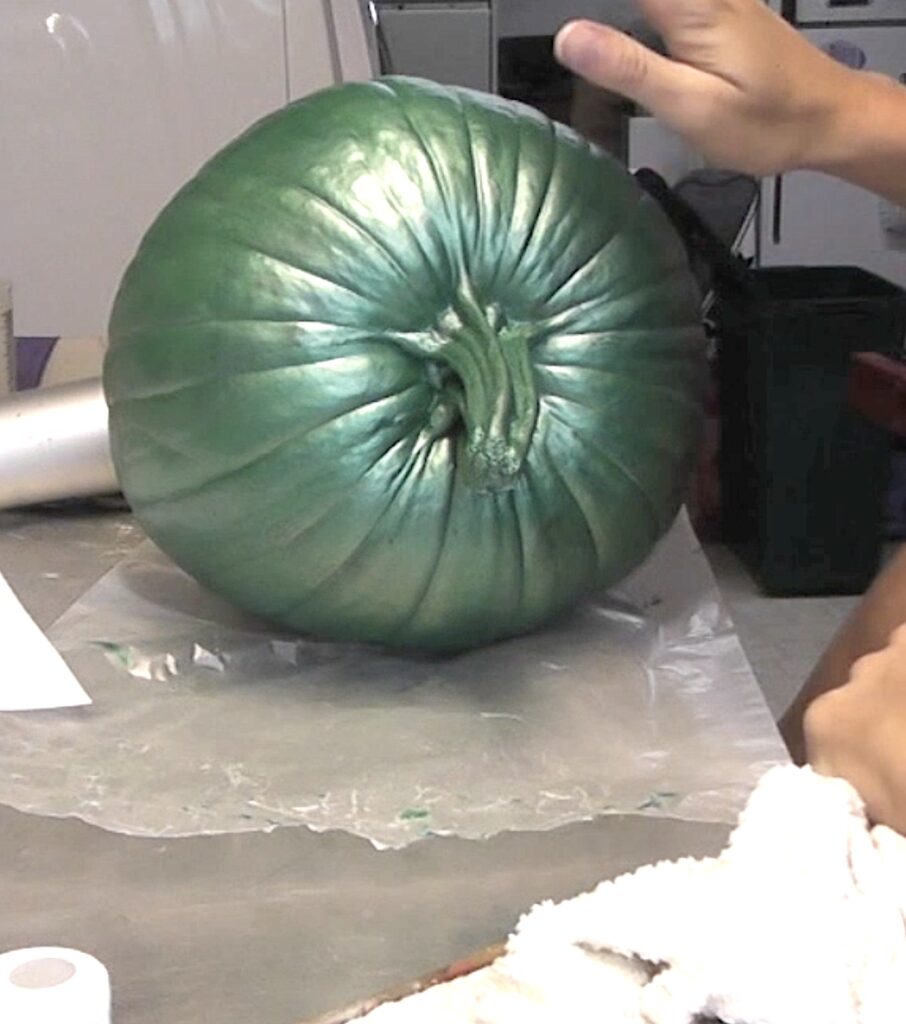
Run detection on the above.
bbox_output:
[813,70,906,205]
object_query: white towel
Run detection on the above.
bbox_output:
[361,766,906,1023]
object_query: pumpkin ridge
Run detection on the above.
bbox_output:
[542,401,664,536]
[274,432,426,619]
[255,173,419,290]
[451,89,485,257]
[542,441,605,572]
[501,117,560,295]
[543,194,645,308]
[132,386,421,509]
[385,82,463,275]
[385,442,457,638]
[535,362,703,411]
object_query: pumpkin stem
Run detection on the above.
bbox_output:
[398,282,539,493]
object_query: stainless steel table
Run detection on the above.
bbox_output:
[0,506,731,1024]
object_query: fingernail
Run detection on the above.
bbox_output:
[554,20,600,77]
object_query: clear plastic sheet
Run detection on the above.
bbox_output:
[0,511,787,849]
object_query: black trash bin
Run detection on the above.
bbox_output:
[714,265,906,596]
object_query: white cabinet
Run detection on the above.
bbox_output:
[376,2,493,92]
[495,0,637,37]
[0,1,361,337]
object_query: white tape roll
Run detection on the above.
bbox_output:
[0,947,111,1024]
[880,198,906,237]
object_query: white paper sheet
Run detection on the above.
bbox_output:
[0,569,91,711]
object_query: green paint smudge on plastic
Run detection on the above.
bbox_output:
[92,640,132,670]
[399,808,430,821]
[636,791,678,811]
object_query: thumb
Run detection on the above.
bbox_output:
[554,19,707,117]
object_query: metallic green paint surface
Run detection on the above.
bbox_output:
[104,77,706,652]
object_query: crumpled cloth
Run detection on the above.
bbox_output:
[361,766,906,1023]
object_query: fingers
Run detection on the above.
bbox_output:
[847,624,906,687]
[555,20,665,99]
[554,20,717,124]
[848,648,887,683]
[804,692,896,826]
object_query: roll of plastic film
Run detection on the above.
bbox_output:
[0,947,111,1024]
[0,378,119,510]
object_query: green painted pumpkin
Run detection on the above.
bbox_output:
[104,77,705,652]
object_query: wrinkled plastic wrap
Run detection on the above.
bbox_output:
[0,511,787,848]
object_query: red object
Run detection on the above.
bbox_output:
[848,352,906,439]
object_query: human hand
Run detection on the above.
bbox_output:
[805,624,906,837]
[554,0,864,177]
